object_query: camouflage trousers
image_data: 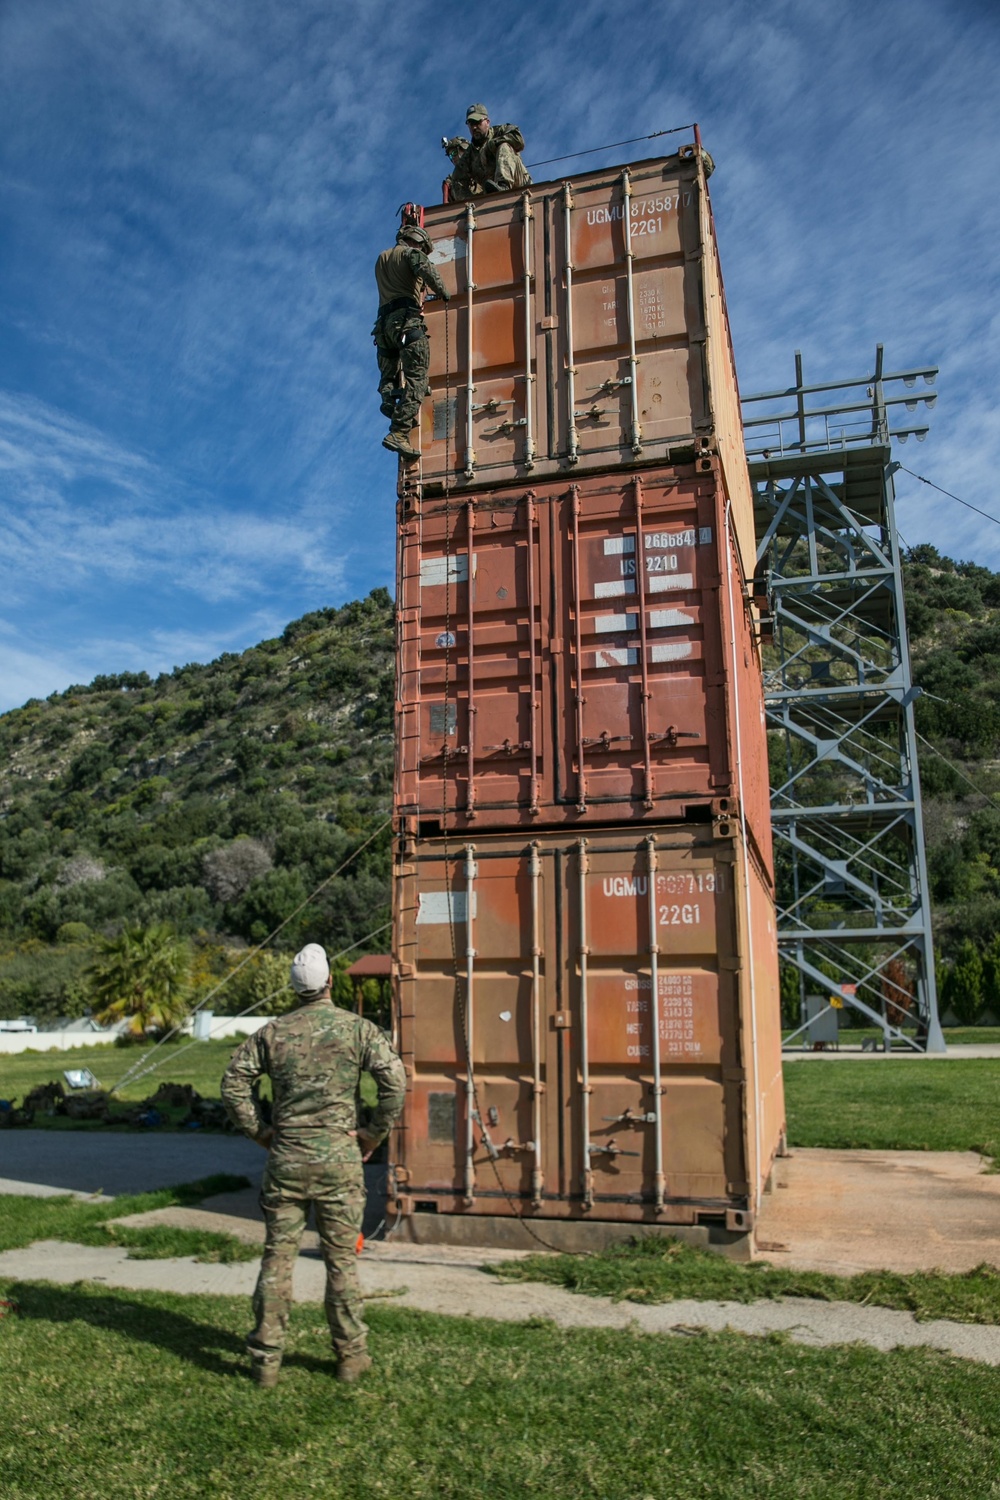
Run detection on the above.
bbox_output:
[375,307,430,435]
[249,1150,366,1369]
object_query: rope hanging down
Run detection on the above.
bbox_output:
[111,819,392,1095]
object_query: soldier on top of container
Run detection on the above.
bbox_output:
[373,222,450,461]
[221,942,406,1388]
[446,103,532,200]
[441,135,481,203]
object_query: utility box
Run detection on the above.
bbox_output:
[804,995,839,1046]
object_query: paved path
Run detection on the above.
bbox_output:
[1,1237,998,1366]
[0,1131,266,1196]
[783,1043,1000,1059]
[0,1132,389,1235]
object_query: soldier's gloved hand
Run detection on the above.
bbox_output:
[441,289,451,302]
[256,1127,275,1150]
[356,1129,381,1162]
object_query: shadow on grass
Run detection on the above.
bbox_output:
[8,1281,246,1377]
[6,1280,342,1381]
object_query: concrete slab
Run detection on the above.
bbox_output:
[2,1238,999,1366]
[784,1044,1000,1059]
[0,1177,111,1203]
[757,1148,1000,1274]
[0,1130,266,1197]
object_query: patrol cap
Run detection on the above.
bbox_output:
[465,102,489,122]
[290,943,331,996]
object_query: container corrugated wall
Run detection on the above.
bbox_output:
[412,149,756,578]
[395,463,772,859]
[390,142,784,1252]
[390,823,781,1235]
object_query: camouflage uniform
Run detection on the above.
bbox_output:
[221,999,406,1375]
[442,136,482,202]
[374,240,449,440]
[449,123,532,201]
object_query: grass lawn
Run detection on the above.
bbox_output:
[784,1057,1000,1157]
[0,1037,377,1125]
[490,1235,1000,1324]
[1,1285,998,1500]
[0,1178,256,1263]
[0,1037,247,1106]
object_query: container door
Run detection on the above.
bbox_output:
[403,845,555,1206]
[422,199,537,483]
[556,478,731,815]
[553,162,706,469]
[569,836,746,1207]
[397,498,542,824]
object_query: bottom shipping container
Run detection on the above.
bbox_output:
[390,821,784,1250]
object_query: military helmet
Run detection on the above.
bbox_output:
[398,224,432,254]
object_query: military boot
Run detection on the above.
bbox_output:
[336,1351,372,1383]
[382,431,420,460]
[251,1358,281,1388]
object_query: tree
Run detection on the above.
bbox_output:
[940,939,985,1027]
[202,838,273,902]
[88,923,192,1035]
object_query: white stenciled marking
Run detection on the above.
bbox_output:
[648,573,693,593]
[648,608,694,630]
[416,890,477,925]
[594,613,638,634]
[594,647,638,668]
[420,554,475,588]
[594,578,636,598]
[603,535,635,555]
[427,236,467,266]
[650,642,693,662]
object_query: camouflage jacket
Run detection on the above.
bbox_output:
[375,245,448,309]
[221,998,406,1161]
[450,124,531,199]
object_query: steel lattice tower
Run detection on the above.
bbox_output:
[742,347,946,1052]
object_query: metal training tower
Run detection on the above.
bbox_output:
[742,347,946,1052]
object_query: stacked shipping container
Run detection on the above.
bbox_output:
[389,142,785,1250]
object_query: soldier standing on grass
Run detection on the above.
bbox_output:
[221,943,406,1388]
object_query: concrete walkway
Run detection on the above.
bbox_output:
[1,1235,999,1367]
[784,1043,1000,1059]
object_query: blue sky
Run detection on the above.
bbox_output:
[1,0,998,711]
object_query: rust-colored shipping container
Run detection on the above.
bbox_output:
[411,145,756,576]
[389,821,785,1249]
[395,463,771,864]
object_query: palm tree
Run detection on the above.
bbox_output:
[89,923,192,1036]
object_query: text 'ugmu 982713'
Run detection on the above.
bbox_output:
[389,140,785,1254]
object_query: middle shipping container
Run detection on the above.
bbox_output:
[395,460,772,864]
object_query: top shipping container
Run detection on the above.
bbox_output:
[412,146,757,577]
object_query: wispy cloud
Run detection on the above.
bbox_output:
[1,0,999,711]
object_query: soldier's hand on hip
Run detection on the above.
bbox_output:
[256,1127,275,1150]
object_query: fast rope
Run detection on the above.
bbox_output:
[110,820,391,1095]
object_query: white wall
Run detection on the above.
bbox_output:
[0,1016,275,1055]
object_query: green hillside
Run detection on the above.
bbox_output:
[2,547,1000,1028]
[0,589,394,1022]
